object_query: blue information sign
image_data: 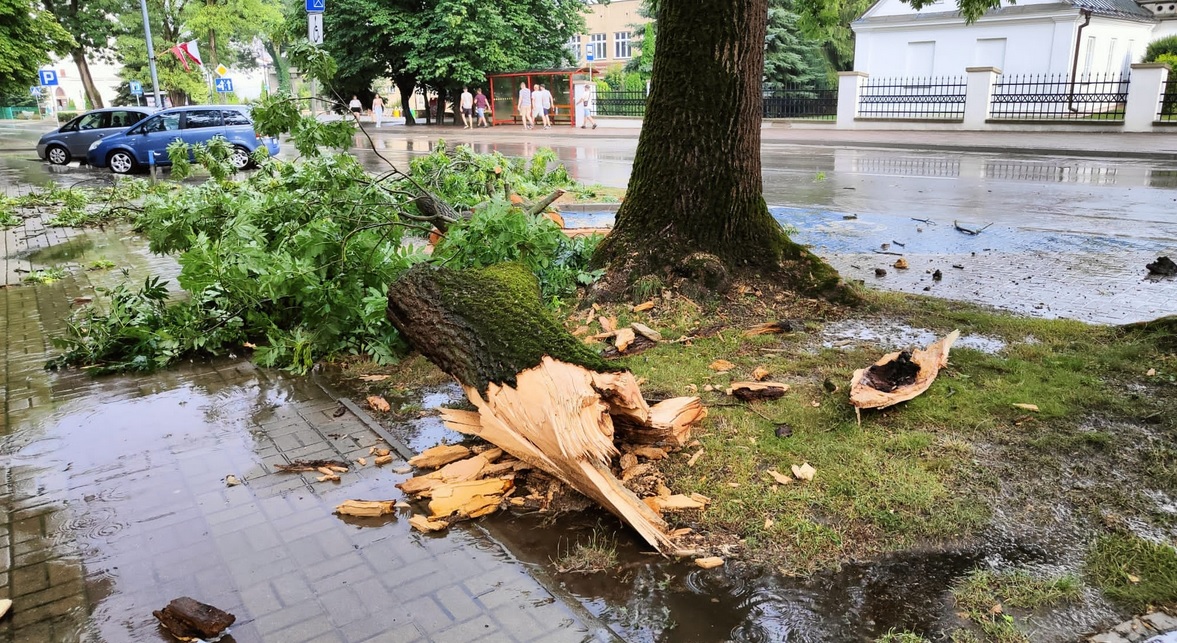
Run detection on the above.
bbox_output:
[38,70,59,86]
[305,0,324,12]
[129,81,143,96]
[585,49,594,62]
[215,78,234,93]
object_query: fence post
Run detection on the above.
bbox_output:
[963,66,1000,129]
[836,72,867,129]
[1124,63,1170,132]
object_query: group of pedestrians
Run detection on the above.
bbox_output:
[459,87,490,129]
[349,93,387,127]
[517,82,554,130]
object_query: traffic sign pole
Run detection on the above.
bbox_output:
[139,0,163,109]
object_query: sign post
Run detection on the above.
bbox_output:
[215,78,234,94]
[139,0,164,110]
[305,0,324,115]
[585,48,594,85]
[130,80,143,106]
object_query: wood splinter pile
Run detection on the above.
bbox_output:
[384,263,710,553]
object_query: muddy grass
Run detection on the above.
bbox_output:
[331,282,1177,640]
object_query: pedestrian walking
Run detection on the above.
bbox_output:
[473,88,489,127]
[533,83,549,129]
[349,95,362,118]
[460,87,474,129]
[518,82,533,129]
[577,84,597,129]
[372,94,385,128]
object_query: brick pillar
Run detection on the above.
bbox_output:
[836,71,868,130]
[1124,62,1170,133]
[963,66,1001,129]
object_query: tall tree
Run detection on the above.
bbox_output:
[591,0,843,299]
[0,0,73,98]
[795,0,874,71]
[185,0,282,69]
[113,0,206,105]
[591,0,997,299]
[764,0,829,88]
[42,0,130,109]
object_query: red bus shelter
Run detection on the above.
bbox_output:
[487,68,593,127]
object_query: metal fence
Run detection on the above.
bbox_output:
[990,73,1129,120]
[595,90,647,117]
[763,83,838,119]
[858,76,967,119]
[1161,78,1177,122]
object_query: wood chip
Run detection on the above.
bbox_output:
[614,327,636,352]
[316,467,338,476]
[335,500,395,517]
[742,321,794,337]
[633,446,667,460]
[428,478,513,520]
[327,465,348,473]
[409,514,449,532]
[359,375,390,382]
[687,448,704,466]
[316,474,340,483]
[791,462,816,481]
[370,447,391,457]
[894,257,909,269]
[709,359,735,372]
[766,469,793,485]
[224,475,240,487]
[599,316,617,332]
[1012,403,1040,412]
[0,599,9,620]
[356,457,367,466]
[631,322,662,342]
[751,366,770,381]
[650,494,706,511]
[274,459,351,472]
[632,301,655,312]
[726,381,789,401]
[408,444,471,469]
[764,518,775,529]
[619,452,638,470]
[366,395,392,412]
[695,557,725,569]
[621,462,653,482]
[374,455,393,466]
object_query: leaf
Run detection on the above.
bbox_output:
[766,469,793,485]
[791,463,816,481]
[366,395,391,412]
[709,359,735,372]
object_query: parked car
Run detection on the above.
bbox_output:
[86,105,280,174]
[37,107,154,165]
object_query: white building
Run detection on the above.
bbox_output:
[852,0,1177,78]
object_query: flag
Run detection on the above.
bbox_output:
[169,45,190,71]
[179,40,203,66]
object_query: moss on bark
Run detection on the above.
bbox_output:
[387,263,616,393]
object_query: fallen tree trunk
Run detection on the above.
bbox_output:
[387,263,705,551]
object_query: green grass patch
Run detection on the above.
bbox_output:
[952,569,1081,613]
[1086,534,1177,609]
[876,630,929,643]
[22,266,69,284]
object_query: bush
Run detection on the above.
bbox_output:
[1145,35,1177,63]
[56,111,79,123]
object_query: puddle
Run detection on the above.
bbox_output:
[821,320,1007,354]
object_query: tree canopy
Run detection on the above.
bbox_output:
[0,0,73,98]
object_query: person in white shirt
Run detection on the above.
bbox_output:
[348,95,362,118]
[531,84,545,130]
[518,82,533,129]
[576,84,596,129]
[539,85,553,129]
[459,87,474,129]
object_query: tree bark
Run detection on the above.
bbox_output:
[396,75,416,125]
[71,50,103,109]
[590,0,847,301]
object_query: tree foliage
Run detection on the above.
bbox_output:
[765,0,830,87]
[0,0,74,97]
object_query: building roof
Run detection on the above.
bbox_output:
[855,0,1156,25]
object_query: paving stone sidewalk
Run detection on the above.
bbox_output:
[1,216,614,641]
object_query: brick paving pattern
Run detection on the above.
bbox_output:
[1,214,611,642]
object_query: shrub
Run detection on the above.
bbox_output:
[1144,35,1177,63]
[56,111,79,123]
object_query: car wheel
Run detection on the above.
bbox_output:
[108,150,137,175]
[46,145,71,165]
[229,145,252,170]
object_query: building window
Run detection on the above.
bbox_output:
[1083,36,1096,75]
[1105,38,1118,75]
[614,31,632,59]
[567,36,581,61]
[590,33,606,60]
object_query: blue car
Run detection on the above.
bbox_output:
[87,105,280,174]
[38,107,154,166]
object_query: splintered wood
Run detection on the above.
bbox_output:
[434,357,707,552]
[849,330,960,421]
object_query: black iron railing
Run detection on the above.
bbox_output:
[858,76,967,119]
[595,90,646,117]
[763,83,838,119]
[990,73,1129,120]
[1160,78,1177,122]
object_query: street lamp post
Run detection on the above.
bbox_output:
[139,0,163,108]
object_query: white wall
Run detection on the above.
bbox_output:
[862,0,1058,20]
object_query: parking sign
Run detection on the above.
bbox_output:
[38,70,58,86]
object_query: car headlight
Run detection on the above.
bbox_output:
[89,140,102,151]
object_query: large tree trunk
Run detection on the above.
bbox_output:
[71,50,103,108]
[590,0,846,300]
[396,75,416,125]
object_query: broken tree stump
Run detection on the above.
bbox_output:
[387,263,707,551]
[849,330,960,422]
[153,597,235,641]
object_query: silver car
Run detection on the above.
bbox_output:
[37,107,154,165]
